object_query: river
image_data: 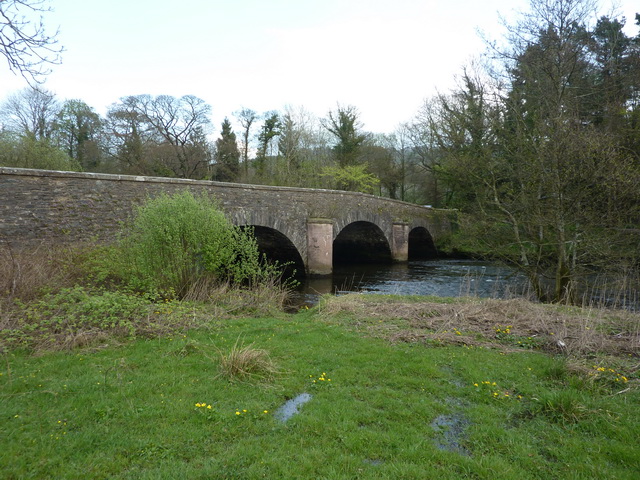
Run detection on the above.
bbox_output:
[291,259,531,307]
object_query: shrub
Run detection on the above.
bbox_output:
[113,190,275,298]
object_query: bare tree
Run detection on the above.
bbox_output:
[133,94,213,179]
[234,108,257,179]
[0,0,63,84]
[277,112,301,172]
[105,96,156,174]
[0,86,59,139]
[105,94,213,179]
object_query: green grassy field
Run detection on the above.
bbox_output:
[2,296,639,479]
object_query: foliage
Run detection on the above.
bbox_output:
[322,105,368,167]
[413,2,640,303]
[112,190,274,298]
[52,99,103,171]
[320,163,379,193]
[19,286,150,335]
[212,117,240,182]
[0,131,80,171]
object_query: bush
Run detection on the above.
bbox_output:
[113,190,275,298]
[0,133,81,171]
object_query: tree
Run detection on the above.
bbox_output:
[52,99,103,171]
[496,0,614,302]
[320,164,379,193]
[0,129,78,171]
[384,125,415,202]
[254,111,280,176]
[105,96,154,175]
[588,15,640,135]
[360,139,401,199]
[251,106,333,188]
[408,99,449,207]
[234,108,257,179]
[109,95,212,179]
[212,118,240,182]
[435,0,640,303]
[0,0,63,84]
[277,112,302,172]
[322,105,367,167]
[0,86,58,139]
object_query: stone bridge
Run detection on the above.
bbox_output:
[0,167,455,276]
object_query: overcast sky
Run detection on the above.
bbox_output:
[1,0,638,134]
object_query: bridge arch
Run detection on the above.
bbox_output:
[333,221,392,265]
[408,226,437,260]
[238,225,305,276]
[228,209,306,276]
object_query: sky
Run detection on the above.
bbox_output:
[1,0,638,134]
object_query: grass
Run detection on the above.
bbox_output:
[2,296,639,479]
[217,338,280,382]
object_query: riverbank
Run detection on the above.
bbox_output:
[2,294,638,479]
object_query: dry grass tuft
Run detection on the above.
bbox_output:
[318,294,640,358]
[217,338,279,382]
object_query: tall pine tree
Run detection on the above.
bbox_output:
[212,118,240,182]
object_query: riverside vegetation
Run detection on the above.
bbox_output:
[1,192,639,479]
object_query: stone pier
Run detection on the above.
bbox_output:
[307,219,333,276]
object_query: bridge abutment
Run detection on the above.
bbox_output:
[307,219,333,276]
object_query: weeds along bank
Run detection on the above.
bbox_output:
[0,191,289,352]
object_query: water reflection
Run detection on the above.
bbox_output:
[293,259,530,306]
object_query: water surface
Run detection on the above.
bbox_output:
[293,259,530,306]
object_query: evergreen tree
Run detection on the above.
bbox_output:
[212,118,240,182]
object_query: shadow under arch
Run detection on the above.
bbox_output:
[408,226,437,260]
[333,221,392,265]
[239,225,305,277]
